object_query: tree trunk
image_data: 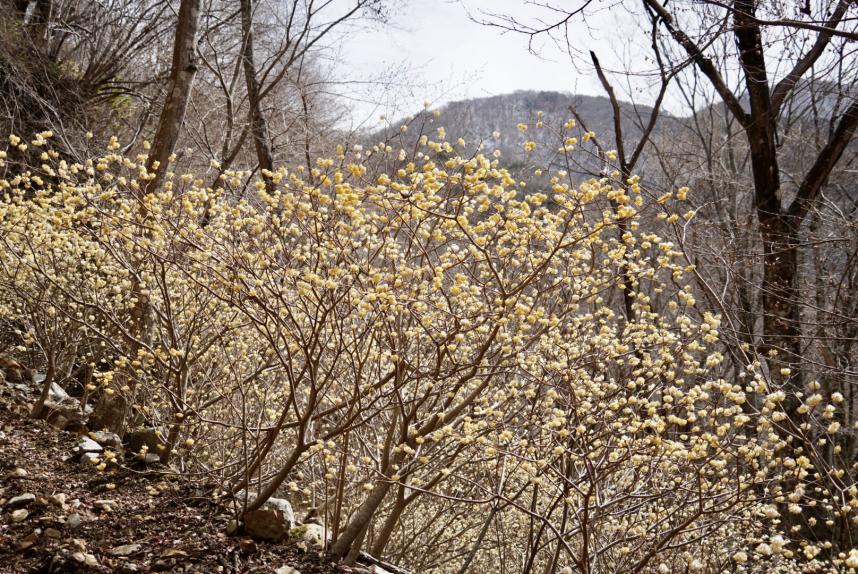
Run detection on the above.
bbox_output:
[29,352,55,419]
[330,478,394,558]
[239,0,275,187]
[90,0,202,436]
[370,485,406,558]
[143,0,202,196]
[759,215,802,400]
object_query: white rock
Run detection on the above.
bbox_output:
[78,436,103,453]
[11,509,28,522]
[275,567,301,574]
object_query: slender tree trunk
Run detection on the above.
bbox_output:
[456,503,499,574]
[143,0,202,195]
[330,477,395,558]
[29,352,55,419]
[370,485,406,558]
[239,0,275,187]
[89,0,202,435]
[245,440,307,511]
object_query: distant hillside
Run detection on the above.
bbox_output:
[370,90,680,180]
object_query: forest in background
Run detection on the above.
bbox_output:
[1,0,857,572]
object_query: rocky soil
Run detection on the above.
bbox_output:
[0,373,365,574]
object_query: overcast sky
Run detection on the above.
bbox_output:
[331,0,638,127]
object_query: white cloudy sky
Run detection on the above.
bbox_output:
[326,0,656,127]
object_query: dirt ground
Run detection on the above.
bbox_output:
[0,381,350,574]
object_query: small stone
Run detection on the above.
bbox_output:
[78,436,103,453]
[84,553,98,566]
[45,528,61,538]
[65,513,82,529]
[17,530,38,550]
[48,493,66,506]
[8,493,36,507]
[72,552,87,563]
[276,567,302,574]
[9,468,27,479]
[110,543,142,556]
[11,508,29,522]
[94,499,114,512]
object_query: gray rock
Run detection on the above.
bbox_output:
[48,382,70,403]
[243,509,290,542]
[263,497,295,528]
[137,453,161,465]
[90,430,122,449]
[78,436,103,453]
[232,492,295,528]
[44,402,88,432]
[65,513,82,529]
[11,508,28,522]
[109,543,142,556]
[7,493,35,507]
[48,493,66,506]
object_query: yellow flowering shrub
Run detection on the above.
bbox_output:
[1,126,855,572]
